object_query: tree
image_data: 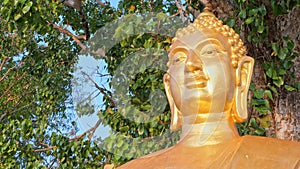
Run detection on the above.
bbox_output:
[0,0,114,168]
[208,0,300,141]
[0,0,299,168]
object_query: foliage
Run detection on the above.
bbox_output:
[0,0,115,168]
[92,5,184,165]
[1,0,299,168]
[232,0,299,137]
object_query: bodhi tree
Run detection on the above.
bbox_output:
[0,0,299,168]
[0,0,115,168]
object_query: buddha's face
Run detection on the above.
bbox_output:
[167,30,235,117]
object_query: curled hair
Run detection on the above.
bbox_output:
[172,9,247,68]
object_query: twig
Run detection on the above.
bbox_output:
[34,143,57,152]
[33,147,57,152]
[81,71,116,107]
[48,157,57,169]
[47,21,87,50]
[70,118,101,140]
[174,0,185,22]
[0,65,17,82]
[0,113,7,122]
[0,57,9,72]
[0,72,26,99]
[199,0,209,4]
[169,11,181,18]
[174,0,191,23]
[95,0,106,7]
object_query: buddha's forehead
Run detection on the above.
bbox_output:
[170,30,230,52]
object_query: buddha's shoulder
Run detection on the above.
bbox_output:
[117,146,175,169]
[240,135,300,149]
[235,135,300,167]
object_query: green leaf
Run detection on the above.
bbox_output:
[273,77,284,87]
[284,85,296,91]
[254,128,265,135]
[226,18,235,28]
[264,90,274,101]
[287,39,295,51]
[268,84,278,94]
[258,115,271,128]
[255,106,270,115]
[278,47,288,60]
[271,0,281,16]
[247,35,252,42]
[283,61,293,69]
[296,82,300,91]
[14,13,22,21]
[251,99,267,106]
[278,69,286,75]
[257,25,264,33]
[125,152,134,159]
[22,1,33,14]
[239,10,247,19]
[271,42,279,53]
[254,88,264,99]
[245,17,254,24]
[4,0,9,5]
[266,67,275,78]
[119,125,129,132]
[117,139,124,148]
[138,125,144,135]
[250,118,258,128]
[249,8,259,16]
[258,5,267,16]
[249,83,256,91]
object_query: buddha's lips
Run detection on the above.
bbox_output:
[184,72,209,88]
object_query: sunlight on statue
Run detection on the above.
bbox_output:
[116,6,300,169]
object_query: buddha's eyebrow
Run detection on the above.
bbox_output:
[196,39,226,52]
[168,47,189,59]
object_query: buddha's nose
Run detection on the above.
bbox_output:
[185,53,202,72]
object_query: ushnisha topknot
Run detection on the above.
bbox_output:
[172,5,247,68]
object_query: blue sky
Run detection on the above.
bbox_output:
[109,0,120,8]
[72,0,121,140]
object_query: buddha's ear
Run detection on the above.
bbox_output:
[233,56,254,122]
[163,73,182,131]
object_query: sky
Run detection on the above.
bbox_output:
[72,0,121,140]
[109,0,120,8]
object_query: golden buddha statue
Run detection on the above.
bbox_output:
[116,6,300,169]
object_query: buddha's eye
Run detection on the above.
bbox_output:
[202,49,219,55]
[200,45,222,57]
[172,52,187,64]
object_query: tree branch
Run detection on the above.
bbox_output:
[169,11,181,18]
[0,57,14,83]
[95,0,106,7]
[34,143,57,152]
[0,113,8,122]
[0,57,9,72]
[174,0,191,23]
[81,71,116,107]
[48,21,87,50]
[199,0,209,4]
[70,118,101,140]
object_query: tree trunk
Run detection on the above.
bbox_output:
[275,7,300,141]
[209,0,300,141]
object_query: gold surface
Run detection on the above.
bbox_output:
[117,7,300,169]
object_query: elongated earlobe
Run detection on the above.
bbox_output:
[163,74,182,131]
[233,56,254,122]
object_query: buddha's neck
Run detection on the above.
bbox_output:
[179,112,239,147]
